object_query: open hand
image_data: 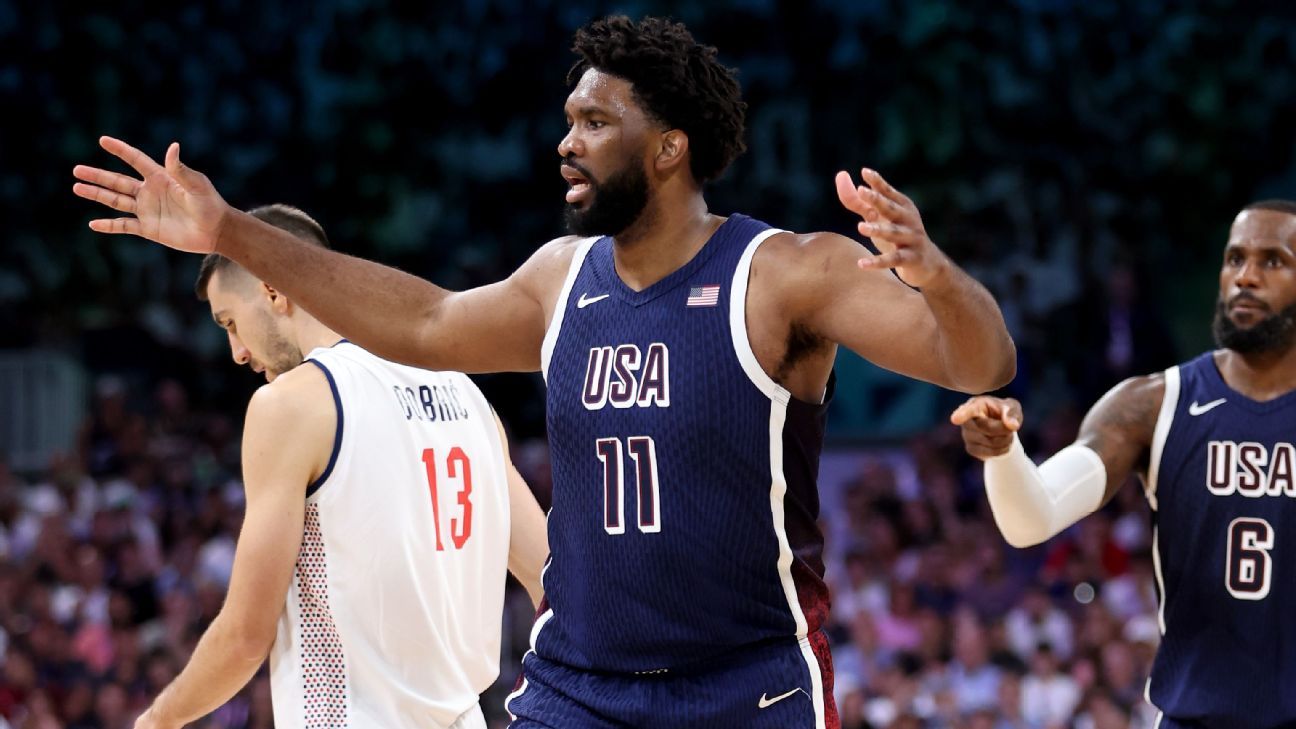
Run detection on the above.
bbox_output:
[834,168,950,288]
[73,136,230,254]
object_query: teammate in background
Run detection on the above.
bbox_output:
[952,201,1296,727]
[76,17,1015,728]
[132,205,549,729]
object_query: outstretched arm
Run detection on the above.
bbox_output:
[74,137,571,373]
[950,375,1163,546]
[135,367,333,728]
[778,169,1015,393]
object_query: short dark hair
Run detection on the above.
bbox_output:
[194,204,329,301]
[568,15,747,184]
[1244,199,1296,217]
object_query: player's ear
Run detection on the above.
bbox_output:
[655,129,689,174]
[262,282,291,315]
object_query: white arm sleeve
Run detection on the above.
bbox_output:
[983,434,1107,548]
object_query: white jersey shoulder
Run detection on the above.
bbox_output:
[269,342,510,729]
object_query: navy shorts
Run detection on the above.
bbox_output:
[505,632,838,729]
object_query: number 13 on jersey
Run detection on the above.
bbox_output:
[421,447,473,550]
[596,436,661,535]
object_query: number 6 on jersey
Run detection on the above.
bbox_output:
[1226,517,1273,600]
[596,436,661,534]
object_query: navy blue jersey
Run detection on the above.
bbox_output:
[1145,352,1296,727]
[535,215,832,683]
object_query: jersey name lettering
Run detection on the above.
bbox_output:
[392,383,471,422]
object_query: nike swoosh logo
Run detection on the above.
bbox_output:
[576,293,610,309]
[757,688,806,709]
[1189,398,1227,416]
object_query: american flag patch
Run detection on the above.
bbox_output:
[686,285,720,307]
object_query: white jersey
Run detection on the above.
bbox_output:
[268,342,510,729]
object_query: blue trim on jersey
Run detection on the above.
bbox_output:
[305,359,343,498]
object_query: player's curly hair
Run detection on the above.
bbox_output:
[568,15,747,184]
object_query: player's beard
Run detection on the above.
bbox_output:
[563,160,650,238]
[255,309,305,379]
[1212,299,1296,355]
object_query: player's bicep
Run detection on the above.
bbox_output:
[422,280,547,373]
[1075,374,1165,504]
[222,476,306,649]
[415,238,582,374]
[793,235,949,385]
[221,376,333,647]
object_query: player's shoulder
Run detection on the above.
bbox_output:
[523,234,590,272]
[1108,371,1169,405]
[751,227,870,273]
[748,228,878,308]
[246,362,337,435]
[512,234,593,291]
[240,364,339,487]
[538,234,590,253]
[753,227,852,257]
[1088,371,1168,436]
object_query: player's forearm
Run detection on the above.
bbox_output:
[148,613,269,726]
[508,509,549,609]
[985,434,1106,547]
[216,210,452,368]
[920,263,1016,393]
[513,534,548,608]
[511,560,545,609]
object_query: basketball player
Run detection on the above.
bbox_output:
[951,201,1296,727]
[75,17,1015,728]
[131,205,549,729]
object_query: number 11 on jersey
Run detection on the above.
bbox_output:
[596,436,661,534]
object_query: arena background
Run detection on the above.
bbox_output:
[2,1,1295,726]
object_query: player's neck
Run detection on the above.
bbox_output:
[292,315,344,357]
[610,193,721,292]
[1216,346,1296,401]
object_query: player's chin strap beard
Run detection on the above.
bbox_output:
[1212,301,1296,355]
[563,162,651,238]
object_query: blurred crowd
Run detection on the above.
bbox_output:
[8,0,1296,437]
[0,378,260,729]
[0,373,1163,728]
